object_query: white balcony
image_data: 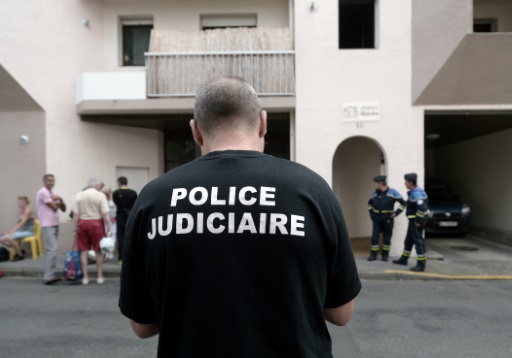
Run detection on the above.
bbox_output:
[76,72,146,103]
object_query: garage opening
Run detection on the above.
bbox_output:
[333,136,386,255]
[424,111,512,245]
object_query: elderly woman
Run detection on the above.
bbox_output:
[1,196,35,261]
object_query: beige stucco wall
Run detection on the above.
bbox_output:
[432,128,512,232]
[0,0,163,223]
[474,0,512,32]
[416,34,512,105]
[102,0,290,70]
[412,0,471,102]
[0,111,45,230]
[294,0,423,256]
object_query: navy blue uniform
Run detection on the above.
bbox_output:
[368,188,406,255]
[400,186,429,263]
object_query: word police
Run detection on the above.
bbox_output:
[147,186,306,239]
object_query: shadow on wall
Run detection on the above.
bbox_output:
[0,65,45,229]
[332,136,385,239]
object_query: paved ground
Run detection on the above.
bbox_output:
[2,278,512,357]
[2,234,512,281]
[353,234,512,280]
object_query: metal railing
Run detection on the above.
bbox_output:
[145,51,295,97]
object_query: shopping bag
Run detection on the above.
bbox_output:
[63,246,83,281]
[100,237,115,260]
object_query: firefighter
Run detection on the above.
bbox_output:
[393,173,430,272]
[367,175,406,262]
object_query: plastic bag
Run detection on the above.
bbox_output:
[100,237,115,260]
[63,250,83,281]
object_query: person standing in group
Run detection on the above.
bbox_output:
[367,175,406,262]
[36,174,67,285]
[119,77,361,357]
[74,178,112,285]
[393,173,430,272]
[112,176,137,265]
[101,186,117,239]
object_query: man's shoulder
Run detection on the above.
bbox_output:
[386,188,403,198]
[409,187,427,201]
[36,187,47,197]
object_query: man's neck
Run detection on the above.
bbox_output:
[201,130,262,155]
[120,185,128,189]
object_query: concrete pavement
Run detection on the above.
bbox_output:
[1,234,511,281]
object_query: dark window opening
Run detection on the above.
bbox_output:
[122,23,153,66]
[202,26,256,31]
[201,14,257,31]
[473,19,497,33]
[339,1,376,49]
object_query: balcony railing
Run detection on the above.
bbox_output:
[145,51,295,97]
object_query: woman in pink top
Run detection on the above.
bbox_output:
[1,196,36,261]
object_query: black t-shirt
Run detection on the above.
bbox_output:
[119,150,361,358]
[113,188,138,220]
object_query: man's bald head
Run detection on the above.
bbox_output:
[194,77,262,136]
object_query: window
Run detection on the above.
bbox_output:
[122,19,153,66]
[339,0,377,49]
[473,19,497,33]
[200,14,257,30]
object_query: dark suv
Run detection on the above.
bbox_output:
[424,178,470,236]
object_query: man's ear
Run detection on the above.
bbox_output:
[259,110,267,138]
[190,119,204,146]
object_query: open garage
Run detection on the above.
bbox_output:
[424,111,512,245]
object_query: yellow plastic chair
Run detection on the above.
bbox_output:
[6,246,16,261]
[18,220,43,260]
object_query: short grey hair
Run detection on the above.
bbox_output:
[194,76,262,135]
[86,178,103,188]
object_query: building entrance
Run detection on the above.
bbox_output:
[332,136,386,255]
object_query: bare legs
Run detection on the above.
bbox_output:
[80,250,104,282]
[2,236,23,256]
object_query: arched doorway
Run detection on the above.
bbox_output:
[332,136,386,255]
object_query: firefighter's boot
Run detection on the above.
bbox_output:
[392,255,408,266]
[410,261,426,272]
[367,251,378,262]
[381,250,389,262]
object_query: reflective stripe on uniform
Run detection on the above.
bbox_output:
[371,246,379,251]
[417,210,430,218]
[407,215,416,219]
[402,251,411,257]
[382,245,391,251]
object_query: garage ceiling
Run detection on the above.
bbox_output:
[425,113,512,149]
[81,113,291,141]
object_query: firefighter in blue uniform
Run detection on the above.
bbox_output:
[393,173,430,272]
[367,175,406,262]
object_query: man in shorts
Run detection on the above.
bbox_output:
[74,178,112,285]
[119,77,361,357]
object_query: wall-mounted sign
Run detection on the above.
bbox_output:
[341,101,380,122]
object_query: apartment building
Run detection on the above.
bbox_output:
[1,0,511,256]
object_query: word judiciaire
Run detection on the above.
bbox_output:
[147,186,306,239]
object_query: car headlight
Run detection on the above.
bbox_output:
[462,203,470,215]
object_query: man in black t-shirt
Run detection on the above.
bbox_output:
[113,176,138,264]
[119,77,361,357]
